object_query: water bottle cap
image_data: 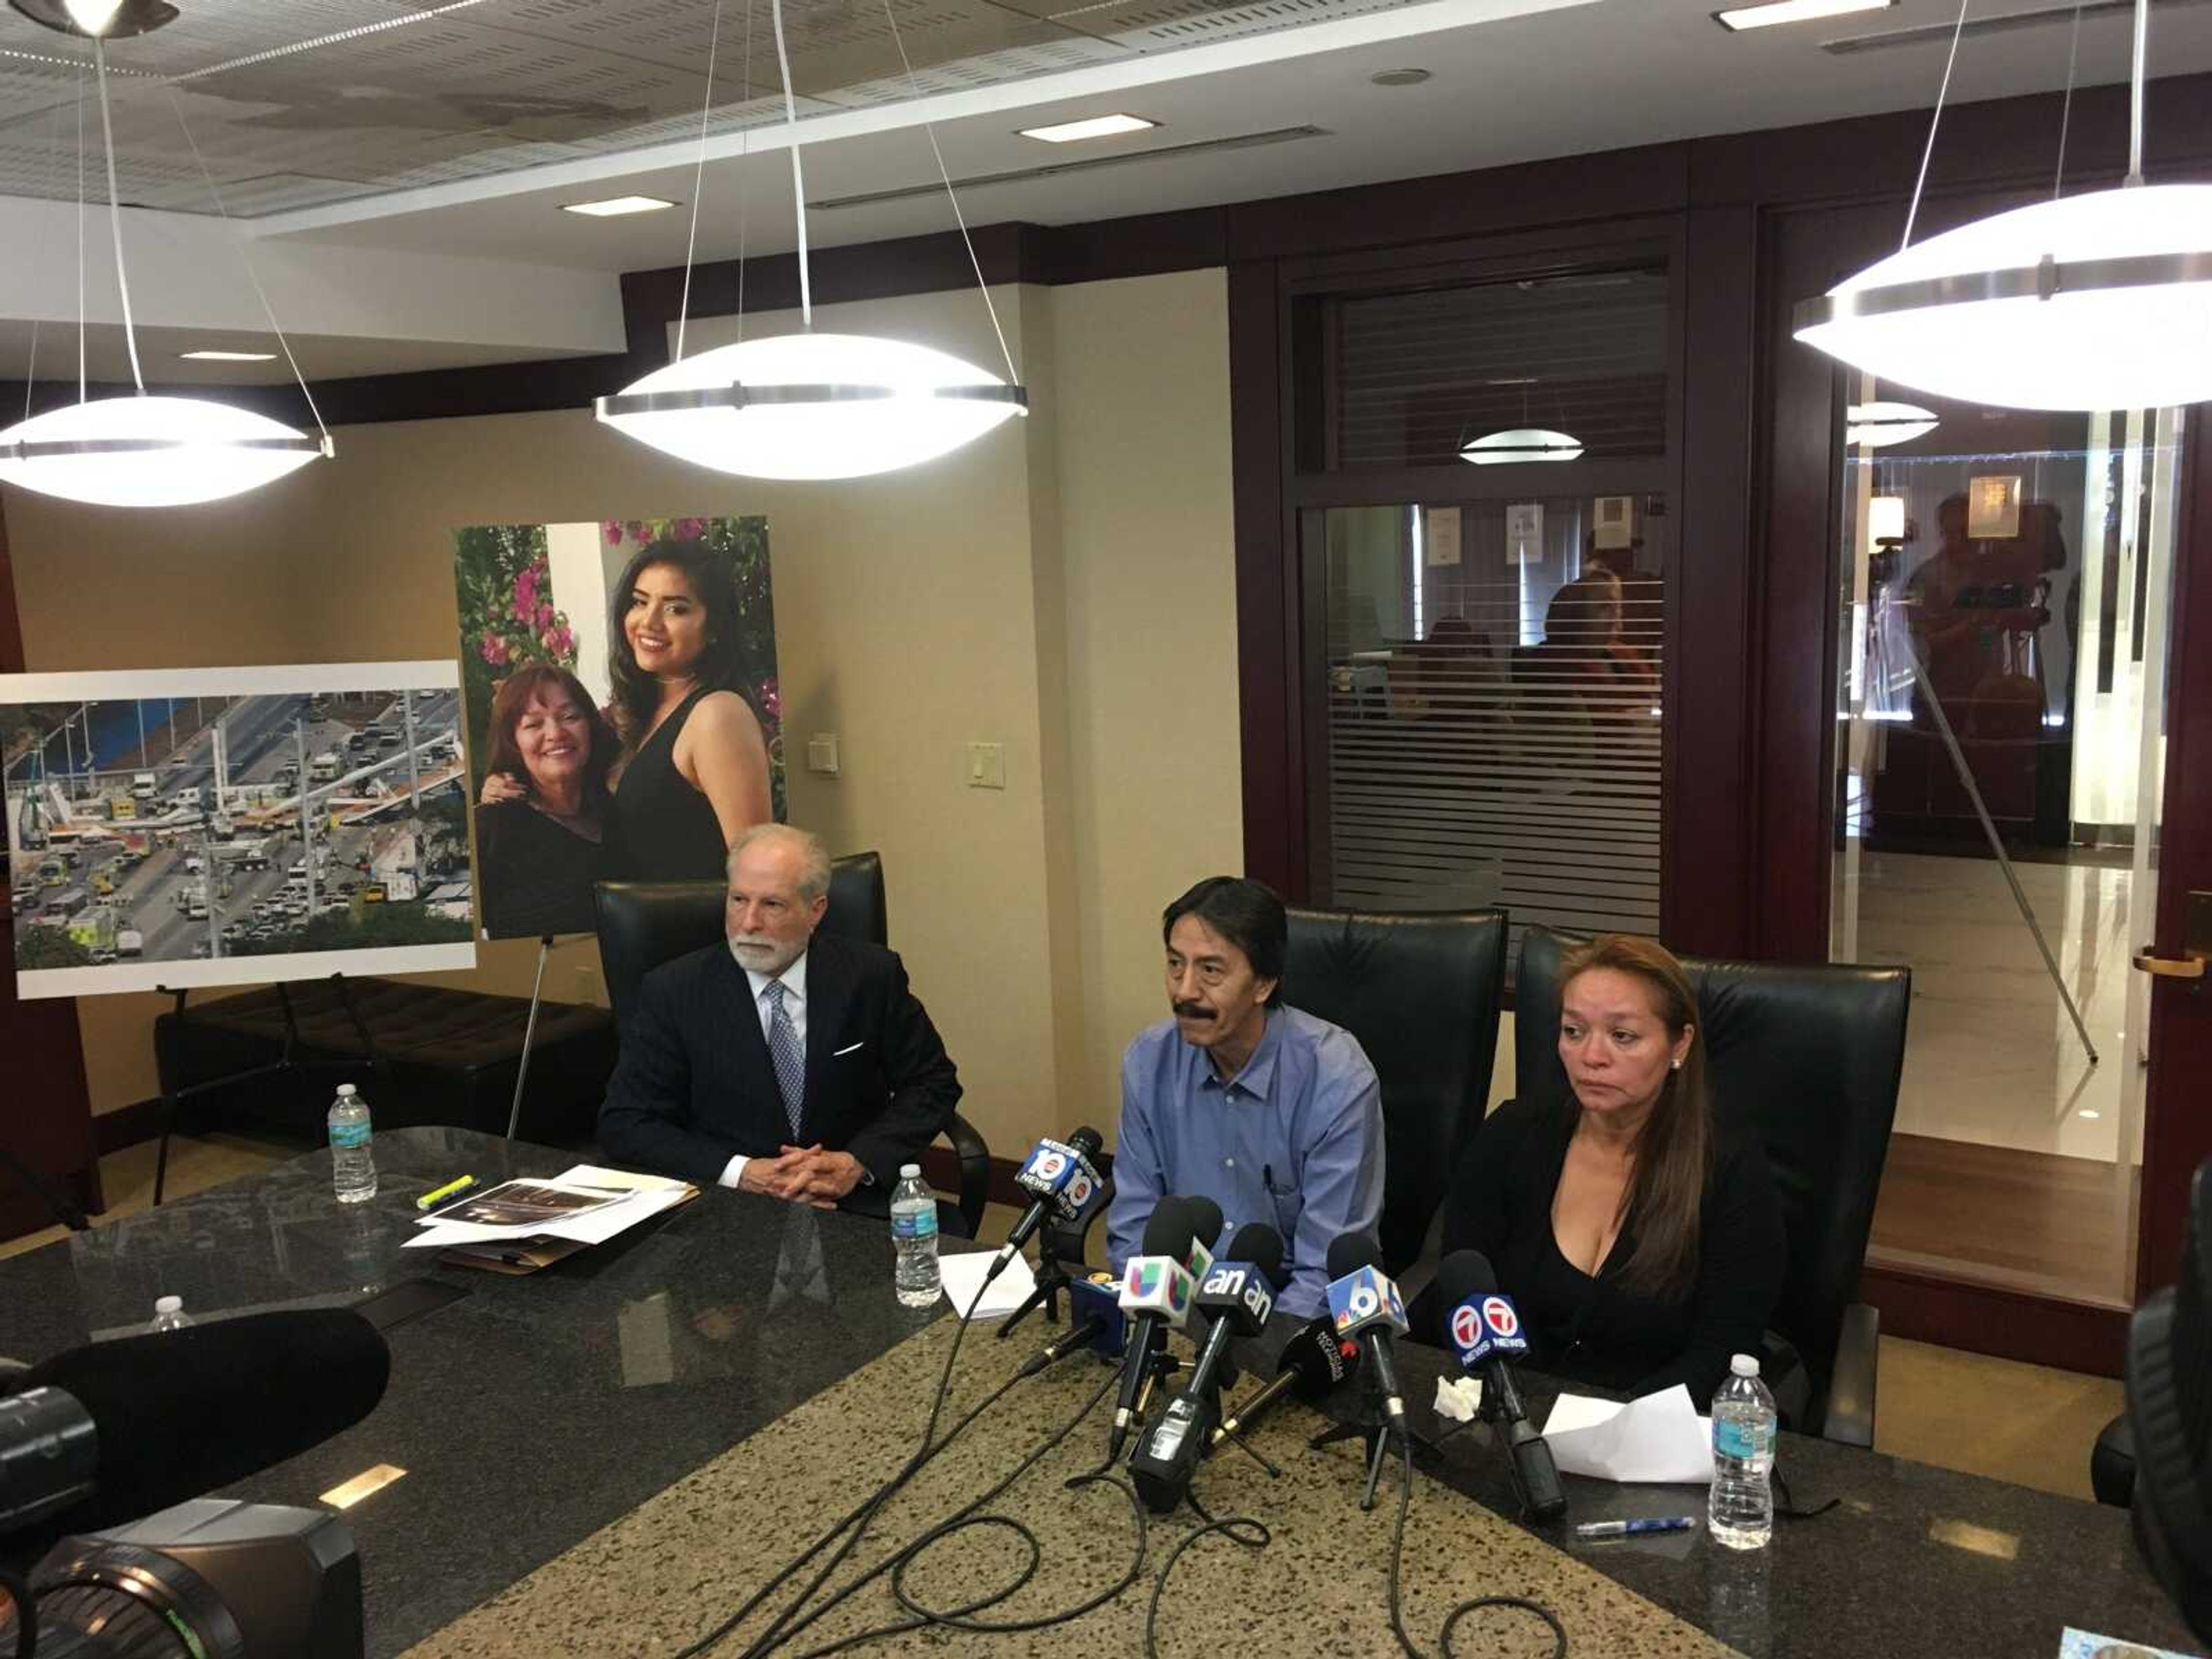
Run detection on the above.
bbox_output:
[155,1296,181,1313]
[337,1084,357,1097]
[1730,1353,1760,1377]
[899,1164,921,1179]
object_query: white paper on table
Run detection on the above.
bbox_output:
[403,1164,690,1249]
[937,1251,1037,1320]
[1541,1385,1715,1484]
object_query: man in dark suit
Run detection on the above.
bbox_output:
[600,824,962,1212]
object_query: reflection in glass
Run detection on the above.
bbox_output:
[1313,498,1664,953]
[1832,380,2181,1307]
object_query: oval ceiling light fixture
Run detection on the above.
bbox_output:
[1796,0,2212,412]
[7,0,177,37]
[0,396,327,507]
[597,333,1024,482]
[598,0,1027,483]
[1845,399,1938,447]
[9,0,334,508]
[1459,427,1584,465]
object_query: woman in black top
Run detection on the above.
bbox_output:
[1438,934,1785,1407]
[600,537,772,880]
[475,665,618,938]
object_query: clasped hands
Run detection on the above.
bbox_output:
[739,1143,864,1208]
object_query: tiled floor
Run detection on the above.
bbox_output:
[1837,849,2142,1161]
[4,1134,2126,1502]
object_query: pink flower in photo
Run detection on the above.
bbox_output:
[603,521,626,544]
[480,635,510,666]
[547,624,576,657]
[536,603,554,628]
[758,677,782,722]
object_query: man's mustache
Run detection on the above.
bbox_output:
[1172,1001,1214,1021]
[733,935,779,953]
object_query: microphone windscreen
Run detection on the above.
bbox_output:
[1278,1315,1360,1397]
[1184,1197,1225,1251]
[22,1308,390,1531]
[1139,1196,1195,1258]
[1222,1223,1286,1289]
[1432,1249,1499,1313]
[1324,1230,1383,1281]
[1067,1126,1105,1157]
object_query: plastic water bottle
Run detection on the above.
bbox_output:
[1708,1351,1777,1549]
[328,1084,377,1204]
[891,1164,941,1308]
[150,1296,193,1333]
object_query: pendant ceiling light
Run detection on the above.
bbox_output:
[1845,400,1938,448]
[1460,428,1584,465]
[1796,0,2212,412]
[0,3,331,509]
[596,0,1027,480]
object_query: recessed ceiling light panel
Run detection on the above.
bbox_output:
[561,195,679,217]
[180,349,278,362]
[1017,113,1156,144]
[1714,0,1893,31]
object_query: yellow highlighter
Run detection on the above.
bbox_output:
[416,1174,478,1211]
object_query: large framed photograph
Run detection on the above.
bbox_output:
[453,515,783,941]
[2,662,476,999]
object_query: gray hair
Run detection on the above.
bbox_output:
[726,822,832,902]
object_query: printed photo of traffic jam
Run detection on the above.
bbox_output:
[2,662,476,998]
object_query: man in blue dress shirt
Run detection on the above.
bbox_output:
[1104,876,1384,1319]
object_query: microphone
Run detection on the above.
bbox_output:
[1210,1315,1361,1448]
[1438,1251,1567,1522]
[1129,1225,1285,1513]
[1063,1274,1128,1359]
[1323,1233,1409,1431]
[1181,1196,1225,1285]
[1108,1198,1199,1460]
[1,1309,391,1540]
[992,1126,1107,1274]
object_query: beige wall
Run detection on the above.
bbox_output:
[4,270,1243,1160]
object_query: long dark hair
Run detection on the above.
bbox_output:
[1558,933,1712,1301]
[607,539,749,745]
[484,664,618,805]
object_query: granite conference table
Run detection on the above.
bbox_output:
[0,1126,2196,1658]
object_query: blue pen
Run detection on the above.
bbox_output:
[1574,1516,1697,1539]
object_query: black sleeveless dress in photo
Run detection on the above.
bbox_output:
[610,684,736,882]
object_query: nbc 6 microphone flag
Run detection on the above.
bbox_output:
[1326,1264,1407,1341]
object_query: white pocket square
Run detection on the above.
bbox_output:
[832,1041,863,1057]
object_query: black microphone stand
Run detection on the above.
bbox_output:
[1312,1365,1400,1512]
[995,1246,1075,1339]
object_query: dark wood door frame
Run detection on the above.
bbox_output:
[0,487,103,1240]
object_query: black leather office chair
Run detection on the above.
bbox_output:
[1282,907,1509,1277]
[2124,1159,2212,1643]
[590,851,992,1238]
[1512,926,1908,1445]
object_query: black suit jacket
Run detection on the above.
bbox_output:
[598,933,963,1207]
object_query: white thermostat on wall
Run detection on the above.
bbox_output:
[806,733,840,777]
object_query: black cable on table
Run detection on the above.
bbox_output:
[672,1283,1004,1659]
[772,1368,1130,1658]
[1,1565,33,1659]
[1385,1427,1568,1659]
[1143,1511,1270,1658]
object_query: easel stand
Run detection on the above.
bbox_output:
[505,934,555,1142]
[153,973,390,1206]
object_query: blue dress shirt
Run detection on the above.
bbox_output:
[1105,1005,1384,1319]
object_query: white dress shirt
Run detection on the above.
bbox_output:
[718,947,809,1190]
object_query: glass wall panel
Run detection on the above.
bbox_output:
[1312,494,1666,950]
[1833,382,2181,1308]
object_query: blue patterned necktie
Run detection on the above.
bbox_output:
[762,979,805,1137]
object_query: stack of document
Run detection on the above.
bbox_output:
[1541,1385,1715,1484]
[406,1166,696,1273]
